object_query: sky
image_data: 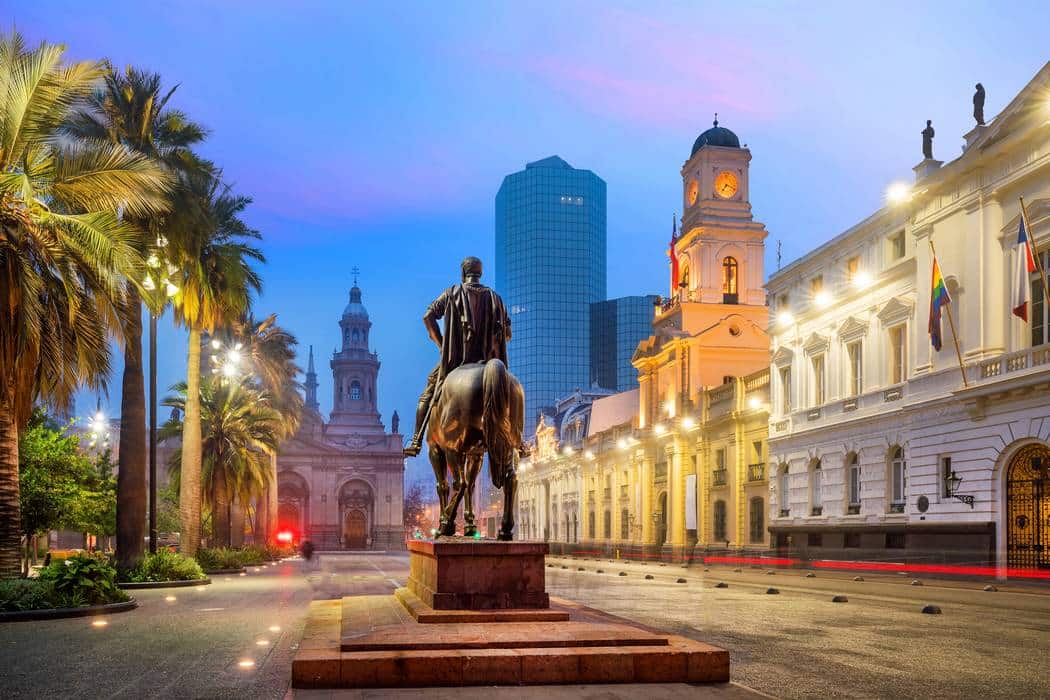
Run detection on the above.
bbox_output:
[12,1,1048,482]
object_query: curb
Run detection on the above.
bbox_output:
[0,598,138,623]
[118,578,211,590]
[201,568,246,575]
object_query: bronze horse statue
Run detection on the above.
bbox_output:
[427,359,524,540]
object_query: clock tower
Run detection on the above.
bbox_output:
[676,117,767,308]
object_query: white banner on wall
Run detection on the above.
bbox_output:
[685,474,697,530]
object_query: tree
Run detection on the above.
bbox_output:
[223,313,302,542]
[65,65,207,568]
[171,174,262,554]
[161,377,279,547]
[403,479,432,532]
[18,409,117,576]
[0,32,170,578]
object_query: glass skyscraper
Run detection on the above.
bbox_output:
[590,295,659,392]
[495,156,607,428]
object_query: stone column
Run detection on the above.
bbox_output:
[666,440,686,558]
[640,451,654,545]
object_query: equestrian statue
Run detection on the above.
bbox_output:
[405,256,525,540]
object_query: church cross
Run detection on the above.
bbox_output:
[352,266,360,285]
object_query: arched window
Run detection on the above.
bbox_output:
[846,453,861,514]
[778,465,790,517]
[713,500,727,542]
[749,497,765,543]
[603,510,611,539]
[352,328,360,343]
[680,262,690,294]
[810,459,823,515]
[889,446,906,512]
[350,380,361,401]
[722,256,738,303]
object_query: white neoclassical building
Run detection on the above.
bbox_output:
[766,63,1050,573]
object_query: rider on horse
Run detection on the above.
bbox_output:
[403,256,512,457]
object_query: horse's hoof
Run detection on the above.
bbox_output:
[463,526,478,537]
[497,531,513,541]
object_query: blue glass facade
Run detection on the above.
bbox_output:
[495,156,607,428]
[590,295,659,392]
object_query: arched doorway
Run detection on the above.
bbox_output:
[338,479,374,550]
[344,509,367,549]
[1006,443,1050,569]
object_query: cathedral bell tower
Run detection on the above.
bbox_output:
[328,278,384,434]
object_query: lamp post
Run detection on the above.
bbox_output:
[143,230,179,554]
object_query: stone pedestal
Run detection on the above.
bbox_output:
[913,157,943,181]
[406,538,549,610]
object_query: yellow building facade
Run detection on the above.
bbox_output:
[516,120,773,560]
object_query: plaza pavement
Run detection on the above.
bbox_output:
[1,552,1048,698]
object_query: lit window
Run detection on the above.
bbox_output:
[749,497,764,543]
[1032,251,1048,347]
[713,500,727,541]
[847,341,863,397]
[889,325,906,384]
[779,366,791,413]
[350,381,361,401]
[811,354,825,406]
[889,231,906,260]
[846,256,860,280]
[722,257,738,298]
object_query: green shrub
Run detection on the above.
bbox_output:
[127,550,206,582]
[196,547,245,571]
[267,543,294,560]
[237,545,269,565]
[0,579,60,612]
[38,552,128,606]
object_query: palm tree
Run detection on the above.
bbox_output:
[65,66,207,568]
[160,377,280,547]
[225,313,302,542]
[0,32,170,578]
[172,175,263,554]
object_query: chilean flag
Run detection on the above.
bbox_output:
[1012,216,1037,321]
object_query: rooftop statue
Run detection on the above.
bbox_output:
[973,83,986,126]
[922,120,935,160]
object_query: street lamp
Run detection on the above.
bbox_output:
[143,229,179,554]
[944,470,975,509]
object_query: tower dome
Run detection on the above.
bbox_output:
[343,284,369,319]
[691,116,740,156]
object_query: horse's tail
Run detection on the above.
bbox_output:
[482,359,516,483]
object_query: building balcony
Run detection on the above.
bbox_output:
[888,502,905,514]
[847,504,861,515]
[810,506,823,516]
[747,463,765,482]
[779,508,791,517]
[712,469,727,487]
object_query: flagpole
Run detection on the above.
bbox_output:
[1020,197,1050,312]
[929,239,969,387]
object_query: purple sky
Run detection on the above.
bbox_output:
[16,1,1048,481]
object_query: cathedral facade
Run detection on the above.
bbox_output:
[275,282,405,550]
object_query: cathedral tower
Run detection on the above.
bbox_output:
[304,345,319,411]
[328,280,383,435]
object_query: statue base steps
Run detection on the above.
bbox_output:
[292,539,730,688]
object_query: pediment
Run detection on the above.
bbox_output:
[837,316,868,342]
[876,296,913,326]
[1001,197,1049,245]
[802,332,830,355]
[772,345,794,368]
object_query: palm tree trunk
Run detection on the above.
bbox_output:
[179,327,203,555]
[0,403,22,579]
[212,472,231,548]
[230,495,245,548]
[116,287,147,570]
[267,453,278,543]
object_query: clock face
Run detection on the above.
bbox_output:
[714,170,738,199]
[687,179,699,206]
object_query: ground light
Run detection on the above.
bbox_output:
[256,640,269,646]
[91,619,108,628]
[237,660,255,669]
[165,596,176,602]
[269,625,281,633]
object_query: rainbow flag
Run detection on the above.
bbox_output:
[928,255,952,351]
